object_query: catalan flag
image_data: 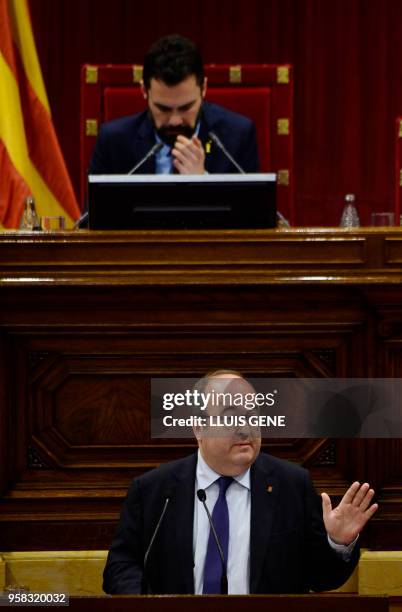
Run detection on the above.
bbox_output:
[0,0,80,229]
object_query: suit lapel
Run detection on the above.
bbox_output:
[198,103,218,173]
[198,103,211,144]
[249,456,278,593]
[170,454,197,593]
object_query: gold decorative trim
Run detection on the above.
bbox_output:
[277,66,290,84]
[132,65,143,83]
[399,120,402,138]
[85,119,98,137]
[277,169,290,186]
[400,169,402,187]
[85,66,98,84]
[277,118,290,135]
[229,65,242,83]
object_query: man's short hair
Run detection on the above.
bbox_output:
[143,34,204,90]
[193,369,244,396]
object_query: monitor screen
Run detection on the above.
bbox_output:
[88,173,276,230]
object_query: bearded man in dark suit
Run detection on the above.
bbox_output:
[89,35,259,176]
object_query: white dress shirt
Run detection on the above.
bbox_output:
[193,450,251,594]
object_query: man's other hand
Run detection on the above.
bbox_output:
[172,134,205,174]
[322,481,378,545]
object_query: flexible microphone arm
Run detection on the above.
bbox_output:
[141,490,172,594]
[208,131,290,227]
[208,131,245,174]
[128,142,163,175]
[74,211,89,229]
[197,489,228,595]
[79,143,163,229]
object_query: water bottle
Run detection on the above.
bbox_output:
[20,195,41,230]
[340,193,360,228]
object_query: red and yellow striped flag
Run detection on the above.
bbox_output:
[0,0,80,229]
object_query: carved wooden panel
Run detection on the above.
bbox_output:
[0,230,401,550]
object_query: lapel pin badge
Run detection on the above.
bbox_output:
[205,140,212,154]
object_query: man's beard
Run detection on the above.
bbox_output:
[151,106,203,147]
[155,124,195,147]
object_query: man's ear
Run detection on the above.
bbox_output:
[193,424,203,442]
[140,80,148,100]
[201,77,207,99]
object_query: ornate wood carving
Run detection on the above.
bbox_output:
[28,352,51,371]
[27,445,51,470]
[310,440,337,467]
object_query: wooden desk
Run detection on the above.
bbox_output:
[0,595,390,612]
[0,229,401,550]
[62,594,390,612]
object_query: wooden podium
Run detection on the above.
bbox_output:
[0,228,402,551]
[64,595,390,611]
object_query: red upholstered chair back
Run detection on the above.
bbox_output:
[81,64,294,222]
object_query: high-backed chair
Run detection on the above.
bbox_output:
[81,64,294,223]
[396,117,402,225]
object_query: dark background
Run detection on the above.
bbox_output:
[29,0,402,225]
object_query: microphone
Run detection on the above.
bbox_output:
[141,487,173,594]
[80,142,164,229]
[197,488,228,595]
[208,131,290,227]
[128,142,163,175]
[74,211,89,229]
[208,131,245,174]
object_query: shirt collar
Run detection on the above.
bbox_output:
[196,449,251,491]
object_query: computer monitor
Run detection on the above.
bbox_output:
[88,173,276,230]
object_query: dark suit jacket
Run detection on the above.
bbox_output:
[89,101,260,175]
[103,452,359,594]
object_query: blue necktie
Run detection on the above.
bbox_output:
[203,476,233,594]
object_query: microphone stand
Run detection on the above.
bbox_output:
[197,489,228,595]
[141,493,172,594]
[208,131,290,227]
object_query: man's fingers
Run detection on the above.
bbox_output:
[321,492,332,516]
[172,146,198,165]
[175,135,205,158]
[172,135,205,174]
[173,140,195,154]
[358,502,379,529]
[365,503,379,519]
[358,488,375,512]
[341,481,361,505]
[173,146,203,163]
[172,144,205,174]
[173,156,198,175]
[173,157,188,171]
[173,141,202,161]
[191,134,203,148]
[352,482,370,507]
[176,134,192,145]
[174,134,202,147]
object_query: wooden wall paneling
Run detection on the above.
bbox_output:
[0,230,401,550]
